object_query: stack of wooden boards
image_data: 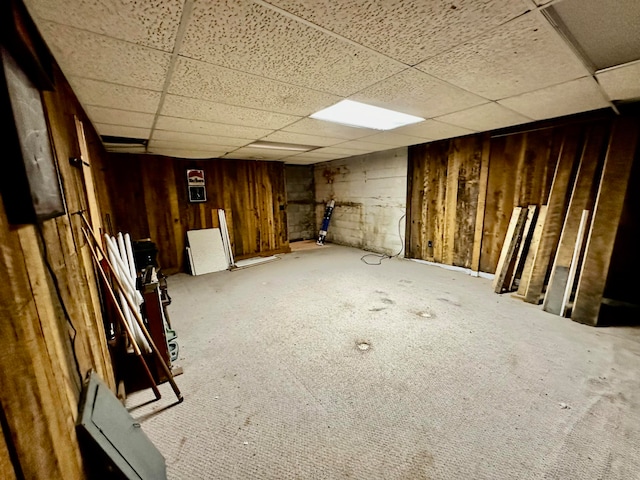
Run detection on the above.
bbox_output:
[492,117,639,326]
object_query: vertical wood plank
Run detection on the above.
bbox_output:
[543,123,609,314]
[561,210,590,316]
[524,127,581,304]
[443,141,460,265]
[517,206,548,296]
[572,117,640,325]
[471,134,491,272]
[493,207,527,293]
[510,205,537,291]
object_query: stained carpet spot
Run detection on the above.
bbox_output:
[356,341,371,352]
[381,298,395,305]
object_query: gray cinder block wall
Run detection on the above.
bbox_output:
[285,165,316,241]
[314,148,407,256]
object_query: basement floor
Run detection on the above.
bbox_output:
[126,244,640,480]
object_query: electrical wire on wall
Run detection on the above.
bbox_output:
[361,213,406,265]
[35,222,83,385]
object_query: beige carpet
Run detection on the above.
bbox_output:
[127,245,640,479]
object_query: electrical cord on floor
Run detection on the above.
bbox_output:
[360,213,406,266]
[35,222,84,384]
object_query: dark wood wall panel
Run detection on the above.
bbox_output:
[406,115,624,277]
[1,14,115,476]
[100,155,290,273]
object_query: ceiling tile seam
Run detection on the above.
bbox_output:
[173,53,360,99]
[35,18,177,55]
[161,91,306,121]
[495,75,594,100]
[68,74,165,93]
[530,7,619,115]
[152,126,273,142]
[251,0,407,69]
[338,65,491,110]
[79,102,159,117]
[147,0,196,152]
[595,58,640,75]
[406,8,533,67]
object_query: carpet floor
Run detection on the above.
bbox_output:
[126,244,640,479]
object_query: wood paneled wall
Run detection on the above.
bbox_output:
[95,155,289,273]
[406,115,616,274]
[0,41,114,480]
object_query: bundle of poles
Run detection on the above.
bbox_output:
[79,213,183,403]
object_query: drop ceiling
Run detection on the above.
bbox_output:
[22,0,640,164]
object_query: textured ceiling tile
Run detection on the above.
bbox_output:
[223,147,294,161]
[148,140,237,153]
[417,13,589,100]
[261,0,528,65]
[168,57,341,116]
[39,22,171,90]
[85,106,154,129]
[68,77,161,113]
[24,0,183,52]
[282,118,375,140]
[285,157,323,165]
[360,132,426,147]
[151,130,249,147]
[312,146,373,156]
[393,119,477,140]
[285,152,344,162]
[260,131,345,148]
[333,140,391,153]
[94,124,151,139]
[498,77,611,120]
[155,116,272,140]
[596,61,640,101]
[350,68,488,118]
[146,148,228,160]
[435,103,532,132]
[179,0,404,96]
[161,95,301,130]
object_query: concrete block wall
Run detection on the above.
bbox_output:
[285,165,316,241]
[314,148,407,256]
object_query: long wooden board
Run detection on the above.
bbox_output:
[572,117,640,325]
[560,210,590,316]
[493,207,527,293]
[543,124,608,314]
[517,206,548,296]
[524,127,581,304]
[510,205,537,291]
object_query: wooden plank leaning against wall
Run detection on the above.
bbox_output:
[0,62,116,480]
[95,154,290,274]
[406,112,640,325]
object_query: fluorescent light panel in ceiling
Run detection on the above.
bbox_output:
[311,100,425,131]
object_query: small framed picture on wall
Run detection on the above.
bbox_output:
[187,169,206,203]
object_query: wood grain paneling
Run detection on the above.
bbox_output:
[572,117,640,325]
[1,8,116,476]
[101,156,290,272]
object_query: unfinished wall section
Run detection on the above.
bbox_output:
[285,165,315,241]
[314,148,407,256]
[99,155,290,273]
[0,2,115,477]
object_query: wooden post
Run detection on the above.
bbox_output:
[543,124,607,314]
[560,210,590,316]
[572,117,640,325]
[517,206,548,296]
[510,205,537,291]
[471,134,491,273]
[493,207,527,293]
[524,128,581,304]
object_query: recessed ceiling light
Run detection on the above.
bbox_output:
[310,100,425,131]
[247,140,319,152]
